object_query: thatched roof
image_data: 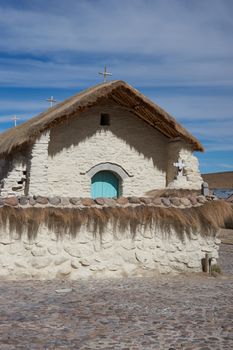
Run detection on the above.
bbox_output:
[0,80,204,156]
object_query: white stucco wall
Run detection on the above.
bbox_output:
[0,105,204,197]
[0,155,27,196]
[46,105,168,197]
[28,132,50,196]
[0,222,220,279]
[167,140,203,189]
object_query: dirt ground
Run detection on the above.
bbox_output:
[0,242,232,350]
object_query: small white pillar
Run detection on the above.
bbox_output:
[28,131,50,196]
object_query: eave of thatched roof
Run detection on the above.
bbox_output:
[0,80,204,156]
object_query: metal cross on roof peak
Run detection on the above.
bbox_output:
[46,96,57,108]
[98,65,112,83]
[11,115,20,127]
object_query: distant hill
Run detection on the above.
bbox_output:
[202,171,233,189]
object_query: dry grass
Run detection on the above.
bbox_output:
[0,200,232,241]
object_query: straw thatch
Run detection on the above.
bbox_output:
[0,81,203,157]
[1,201,232,240]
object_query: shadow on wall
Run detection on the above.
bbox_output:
[48,102,168,173]
[0,148,30,195]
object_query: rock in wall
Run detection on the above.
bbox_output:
[0,223,220,280]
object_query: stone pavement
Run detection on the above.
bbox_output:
[0,244,232,350]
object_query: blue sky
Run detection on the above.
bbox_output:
[0,0,232,173]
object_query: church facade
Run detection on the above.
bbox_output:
[0,80,204,198]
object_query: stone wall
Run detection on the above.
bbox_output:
[0,220,220,280]
[167,140,203,189]
[0,193,224,279]
[0,154,28,197]
[47,105,168,197]
[0,105,203,197]
[0,193,211,208]
[28,131,50,196]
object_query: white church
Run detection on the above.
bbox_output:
[0,80,204,198]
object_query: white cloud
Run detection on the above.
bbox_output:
[0,0,232,89]
[0,99,45,112]
[219,164,233,169]
[0,1,232,82]
[0,56,233,88]
[0,114,30,124]
[149,95,233,121]
[0,0,232,167]
[205,144,233,152]
[0,0,232,57]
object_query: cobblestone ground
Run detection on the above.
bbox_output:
[0,244,232,350]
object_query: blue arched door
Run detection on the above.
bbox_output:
[91,171,119,199]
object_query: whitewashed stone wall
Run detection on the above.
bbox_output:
[0,155,27,196]
[28,131,50,196]
[167,140,203,189]
[47,105,168,197]
[0,223,220,279]
[0,105,203,197]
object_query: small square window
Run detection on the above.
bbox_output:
[100,113,110,126]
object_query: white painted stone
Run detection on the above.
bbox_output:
[48,246,61,255]
[187,260,201,268]
[93,240,101,252]
[215,238,221,245]
[36,242,46,248]
[57,263,72,276]
[24,244,33,251]
[80,258,92,266]
[121,240,136,250]
[8,242,27,256]
[108,264,119,271]
[89,265,105,271]
[0,219,220,279]
[0,237,14,245]
[101,242,113,249]
[160,257,171,267]
[71,258,80,269]
[153,250,166,262]
[171,262,186,271]
[201,246,214,253]
[101,232,113,244]
[174,242,185,251]
[142,230,154,239]
[15,260,28,268]
[31,257,52,269]
[174,253,189,264]
[54,256,69,266]
[31,247,47,257]
[64,244,93,257]
[159,265,173,274]
[135,251,149,264]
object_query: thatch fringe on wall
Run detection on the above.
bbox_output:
[0,201,232,241]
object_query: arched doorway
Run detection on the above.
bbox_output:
[91,171,119,199]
